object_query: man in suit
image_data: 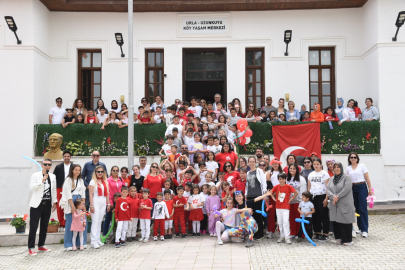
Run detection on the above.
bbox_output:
[53,150,73,230]
[28,159,57,256]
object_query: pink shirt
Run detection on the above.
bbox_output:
[107,176,124,205]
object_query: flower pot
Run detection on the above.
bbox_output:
[47,224,59,233]
[15,226,26,234]
[87,221,92,233]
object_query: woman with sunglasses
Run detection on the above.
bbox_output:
[215,142,238,173]
[265,158,283,238]
[103,166,124,237]
[244,103,259,117]
[200,99,208,110]
[60,164,87,250]
[140,97,151,114]
[301,157,315,183]
[346,152,373,238]
[88,165,110,249]
[143,163,162,212]
[245,157,268,240]
[238,157,250,172]
[224,162,240,188]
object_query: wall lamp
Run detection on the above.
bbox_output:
[4,16,21,44]
[284,30,292,56]
[115,33,125,57]
[392,11,405,41]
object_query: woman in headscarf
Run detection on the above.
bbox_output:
[299,104,307,121]
[327,162,355,246]
[335,98,347,121]
[310,103,324,123]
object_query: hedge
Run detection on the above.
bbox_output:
[35,121,380,156]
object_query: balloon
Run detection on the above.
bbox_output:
[236,119,248,131]
[238,136,246,146]
[100,212,115,243]
[295,214,316,246]
[255,200,267,217]
[244,129,253,138]
[245,137,251,144]
[23,156,42,171]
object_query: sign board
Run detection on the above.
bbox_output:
[177,14,231,37]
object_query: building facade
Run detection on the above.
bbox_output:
[0,0,404,217]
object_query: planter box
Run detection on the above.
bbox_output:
[47,224,59,233]
[15,226,26,234]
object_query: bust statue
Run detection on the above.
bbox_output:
[44,133,63,160]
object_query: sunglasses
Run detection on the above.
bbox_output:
[112,170,119,172]
[249,105,254,107]
[175,102,181,104]
[225,165,231,168]
[259,164,266,167]
[56,101,62,103]
[350,156,358,159]
[92,155,100,157]
[43,163,52,166]
[142,100,147,103]
[151,166,158,169]
[304,161,311,164]
[96,171,104,173]
[181,147,188,149]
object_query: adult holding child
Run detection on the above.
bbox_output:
[347,152,373,238]
[59,164,87,251]
[327,162,355,246]
[88,165,110,249]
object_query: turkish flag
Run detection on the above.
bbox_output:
[272,123,321,166]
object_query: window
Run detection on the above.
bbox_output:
[246,48,264,111]
[308,47,335,111]
[78,50,102,110]
[145,50,164,104]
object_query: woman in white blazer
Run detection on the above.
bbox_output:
[59,164,87,251]
[245,157,267,240]
[28,159,57,256]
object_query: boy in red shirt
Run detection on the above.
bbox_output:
[127,186,140,242]
[178,107,188,125]
[270,173,298,244]
[179,166,197,187]
[234,168,247,193]
[140,111,151,124]
[164,190,175,239]
[139,188,153,243]
[183,182,193,234]
[173,186,189,238]
[114,187,132,247]
[85,109,99,124]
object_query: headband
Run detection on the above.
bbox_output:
[235,191,242,196]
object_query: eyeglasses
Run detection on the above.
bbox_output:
[304,161,311,164]
[350,156,358,159]
[175,101,181,104]
[112,170,119,172]
[92,155,100,157]
[151,166,158,169]
[142,100,147,103]
[181,147,188,149]
[43,163,52,166]
[96,171,104,174]
[249,105,254,107]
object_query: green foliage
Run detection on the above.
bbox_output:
[36,121,380,156]
[48,218,60,225]
[10,215,27,229]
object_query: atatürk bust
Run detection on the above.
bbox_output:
[44,133,63,160]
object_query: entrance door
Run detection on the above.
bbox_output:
[183,49,226,104]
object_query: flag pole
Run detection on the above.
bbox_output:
[127,0,134,170]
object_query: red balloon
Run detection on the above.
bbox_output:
[238,136,246,146]
[244,129,253,138]
[237,119,248,131]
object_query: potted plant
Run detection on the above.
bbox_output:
[86,212,92,233]
[7,214,28,234]
[47,218,60,233]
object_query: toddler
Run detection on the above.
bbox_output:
[206,186,221,237]
[188,185,205,237]
[71,199,86,251]
[297,191,315,242]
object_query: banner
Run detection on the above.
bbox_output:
[272,123,321,166]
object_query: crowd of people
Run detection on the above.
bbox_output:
[48,94,380,130]
[27,148,374,255]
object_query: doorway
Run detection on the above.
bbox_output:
[183,48,226,104]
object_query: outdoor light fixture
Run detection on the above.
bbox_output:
[115,33,125,57]
[4,16,21,44]
[284,30,292,56]
[392,11,405,41]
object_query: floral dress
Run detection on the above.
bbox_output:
[228,202,258,241]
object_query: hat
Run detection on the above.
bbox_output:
[266,96,273,100]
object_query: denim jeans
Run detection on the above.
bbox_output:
[352,183,368,233]
[64,195,88,248]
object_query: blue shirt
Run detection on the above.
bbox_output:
[82,161,107,187]
[286,109,300,121]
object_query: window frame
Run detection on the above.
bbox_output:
[77,49,102,110]
[145,49,164,104]
[308,47,335,111]
[245,48,265,112]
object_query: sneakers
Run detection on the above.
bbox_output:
[38,246,51,252]
[153,236,158,241]
[285,238,292,244]
[277,238,284,243]
[213,233,217,237]
[245,239,254,247]
[296,238,303,243]
[188,230,193,235]
[128,237,133,242]
[318,235,329,242]
[134,236,139,241]
[120,241,126,246]
[181,234,186,238]
[72,246,77,251]
[267,232,274,239]
[210,233,214,237]
[115,242,120,248]
[343,241,354,246]
[28,249,37,256]
[176,233,180,238]
[66,247,73,251]
[92,244,100,249]
[356,230,361,234]
[143,238,149,243]
[168,234,172,239]
[192,233,196,238]
[97,241,104,247]
[202,230,206,235]
[217,239,223,245]
[197,233,200,238]
[313,234,321,241]
[160,236,165,241]
[139,237,144,242]
[352,231,357,238]
[362,232,368,238]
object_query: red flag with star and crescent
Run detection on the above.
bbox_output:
[272,123,321,165]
